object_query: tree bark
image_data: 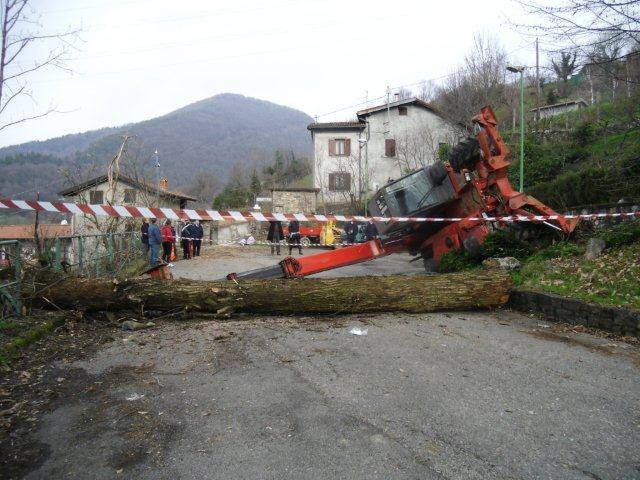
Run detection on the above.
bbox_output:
[31,269,512,315]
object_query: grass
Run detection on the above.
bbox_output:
[0,314,67,364]
[512,241,640,310]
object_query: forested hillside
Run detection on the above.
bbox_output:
[0,94,313,204]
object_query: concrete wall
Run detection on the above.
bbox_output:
[210,221,251,244]
[509,289,640,337]
[271,190,318,214]
[538,103,584,119]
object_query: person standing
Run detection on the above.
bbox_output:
[267,220,283,255]
[344,220,357,245]
[364,220,379,242]
[288,219,302,255]
[181,221,193,260]
[193,221,204,257]
[140,219,150,258]
[161,220,174,263]
[147,218,162,265]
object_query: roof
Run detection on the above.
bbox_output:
[307,121,366,131]
[356,97,442,118]
[0,224,71,240]
[271,187,320,193]
[58,174,196,202]
[530,99,588,112]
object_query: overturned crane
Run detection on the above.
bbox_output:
[228,106,578,280]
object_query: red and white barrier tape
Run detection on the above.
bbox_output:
[1,197,638,224]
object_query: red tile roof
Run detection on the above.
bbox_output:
[0,224,71,240]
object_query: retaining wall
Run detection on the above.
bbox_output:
[509,289,640,337]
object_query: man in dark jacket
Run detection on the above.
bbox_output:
[193,221,204,256]
[344,220,357,244]
[181,221,194,259]
[288,219,302,255]
[364,220,379,242]
[267,220,283,255]
[140,219,150,259]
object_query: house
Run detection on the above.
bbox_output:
[58,174,196,235]
[308,97,465,210]
[271,188,320,214]
[530,99,588,119]
[0,224,72,259]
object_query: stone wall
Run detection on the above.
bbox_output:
[271,189,318,214]
[210,222,251,244]
[509,289,639,337]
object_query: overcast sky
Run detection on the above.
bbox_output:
[0,0,543,148]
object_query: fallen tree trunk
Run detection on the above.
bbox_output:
[31,269,512,315]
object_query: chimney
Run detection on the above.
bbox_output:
[159,177,168,191]
[394,93,400,102]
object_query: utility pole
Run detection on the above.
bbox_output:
[507,66,526,192]
[535,38,540,123]
[154,149,160,207]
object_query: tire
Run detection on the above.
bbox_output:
[300,236,311,248]
[423,257,438,273]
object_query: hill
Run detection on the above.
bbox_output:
[0,93,313,204]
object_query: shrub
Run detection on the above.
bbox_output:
[438,250,480,273]
[598,220,640,248]
[481,230,533,260]
[530,241,582,261]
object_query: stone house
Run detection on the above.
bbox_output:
[308,97,466,209]
[58,174,196,235]
[271,188,319,214]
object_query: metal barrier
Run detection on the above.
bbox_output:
[0,240,22,318]
[40,231,143,278]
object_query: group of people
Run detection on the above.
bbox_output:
[140,218,204,266]
[267,219,302,256]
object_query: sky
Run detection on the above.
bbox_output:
[0,0,544,148]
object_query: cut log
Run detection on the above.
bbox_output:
[30,269,512,315]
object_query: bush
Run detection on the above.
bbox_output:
[481,231,533,260]
[438,250,480,273]
[598,220,640,248]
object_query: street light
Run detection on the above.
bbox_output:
[507,65,525,192]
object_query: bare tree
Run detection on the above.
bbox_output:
[514,0,640,51]
[0,0,79,131]
[433,35,513,126]
[395,121,460,175]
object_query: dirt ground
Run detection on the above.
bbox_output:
[2,246,640,480]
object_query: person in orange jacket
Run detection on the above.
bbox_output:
[161,220,175,263]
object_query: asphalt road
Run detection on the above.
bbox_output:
[16,247,640,479]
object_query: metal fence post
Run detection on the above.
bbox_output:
[14,241,22,315]
[54,237,61,271]
[78,236,84,274]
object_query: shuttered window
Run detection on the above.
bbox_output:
[328,172,351,191]
[398,106,408,116]
[385,138,396,157]
[124,188,137,203]
[329,138,350,156]
[89,190,104,204]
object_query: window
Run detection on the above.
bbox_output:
[328,172,351,191]
[89,190,103,204]
[385,138,396,157]
[124,188,137,203]
[329,138,351,156]
[398,106,408,116]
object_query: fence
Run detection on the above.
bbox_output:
[0,232,144,318]
[0,240,21,318]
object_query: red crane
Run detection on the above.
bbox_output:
[227,106,578,281]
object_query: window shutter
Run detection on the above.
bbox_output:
[385,139,396,157]
[328,173,336,190]
[329,139,336,156]
[344,138,351,156]
[341,172,351,191]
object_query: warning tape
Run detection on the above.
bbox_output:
[1,197,639,224]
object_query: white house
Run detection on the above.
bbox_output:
[529,99,588,119]
[308,97,465,209]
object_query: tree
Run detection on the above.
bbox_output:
[250,169,261,201]
[551,51,578,97]
[433,35,512,126]
[187,172,220,206]
[514,1,640,51]
[0,0,80,131]
[395,120,460,175]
